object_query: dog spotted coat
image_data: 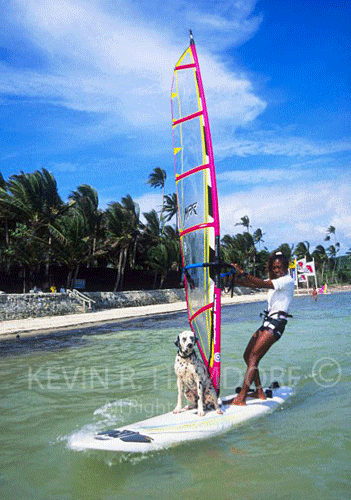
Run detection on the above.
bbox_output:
[173,331,222,417]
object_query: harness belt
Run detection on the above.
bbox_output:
[260,310,293,320]
[259,310,292,340]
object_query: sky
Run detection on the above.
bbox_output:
[0,0,350,255]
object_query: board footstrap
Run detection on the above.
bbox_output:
[95,429,153,443]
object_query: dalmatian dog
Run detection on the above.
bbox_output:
[173,330,223,417]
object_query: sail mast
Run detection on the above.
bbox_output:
[171,32,222,392]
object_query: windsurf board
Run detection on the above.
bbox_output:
[68,386,293,453]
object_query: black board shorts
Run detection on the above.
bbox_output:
[259,316,287,341]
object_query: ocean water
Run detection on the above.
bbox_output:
[0,292,350,500]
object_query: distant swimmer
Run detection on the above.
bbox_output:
[312,287,318,301]
[230,251,295,406]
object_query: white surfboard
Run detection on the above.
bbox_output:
[68,386,293,453]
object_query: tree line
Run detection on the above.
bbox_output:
[221,215,350,286]
[0,168,349,293]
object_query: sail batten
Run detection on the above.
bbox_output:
[173,110,203,126]
[175,63,196,70]
[180,222,215,238]
[171,33,221,393]
[175,163,210,182]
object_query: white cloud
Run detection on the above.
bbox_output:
[0,0,266,138]
[51,162,79,173]
[134,192,163,218]
[1,0,350,259]
[217,168,309,184]
[215,134,351,160]
[219,175,351,253]
[186,0,263,50]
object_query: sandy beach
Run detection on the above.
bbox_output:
[0,292,268,339]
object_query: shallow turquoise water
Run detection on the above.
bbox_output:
[0,292,350,500]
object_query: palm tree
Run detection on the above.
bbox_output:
[69,184,99,224]
[103,196,141,291]
[252,228,265,275]
[3,223,48,292]
[326,244,339,283]
[0,168,66,232]
[325,225,340,279]
[146,233,180,288]
[295,241,311,261]
[0,172,10,248]
[221,234,240,264]
[235,215,251,232]
[221,232,269,282]
[163,225,181,272]
[69,185,102,263]
[164,193,178,226]
[0,172,5,189]
[221,232,255,272]
[312,245,328,283]
[0,169,67,290]
[277,243,294,261]
[146,168,167,219]
[242,232,256,273]
[253,228,265,248]
[141,209,180,288]
[51,210,91,289]
[120,194,141,269]
[325,225,336,243]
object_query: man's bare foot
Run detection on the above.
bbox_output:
[247,390,266,400]
[231,396,246,406]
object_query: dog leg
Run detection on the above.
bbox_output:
[204,388,223,415]
[173,377,184,413]
[211,389,223,415]
[184,388,197,410]
[196,379,205,416]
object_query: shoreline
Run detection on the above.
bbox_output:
[1,285,350,340]
[0,292,268,340]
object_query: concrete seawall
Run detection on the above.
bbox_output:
[0,288,268,338]
[0,289,187,322]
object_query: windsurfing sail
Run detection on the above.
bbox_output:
[171,32,222,393]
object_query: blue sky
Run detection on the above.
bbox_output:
[0,0,350,254]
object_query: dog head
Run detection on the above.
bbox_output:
[175,330,196,357]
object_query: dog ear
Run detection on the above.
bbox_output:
[174,336,180,348]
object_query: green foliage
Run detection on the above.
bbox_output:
[222,218,267,278]
[221,215,349,286]
[0,169,349,291]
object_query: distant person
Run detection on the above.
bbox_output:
[312,287,318,301]
[230,251,295,406]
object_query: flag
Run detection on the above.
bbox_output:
[296,258,306,272]
[305,260,316,276]
[296,258,316,276]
